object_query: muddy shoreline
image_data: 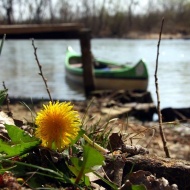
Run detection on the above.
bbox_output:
[1,90,190,161]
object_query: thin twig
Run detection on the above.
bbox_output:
[2,81,13,117]
[0,34,6,56]
[31,39,53,102]
[155,18,170,158]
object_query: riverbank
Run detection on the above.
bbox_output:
[1,92,189,161]
[124,32,185,39]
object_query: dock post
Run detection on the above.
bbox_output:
[79,28,95,97]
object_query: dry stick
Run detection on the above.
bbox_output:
[155,18,170,158]
[31,39,53,102]
[113,156,125,186]
[2,81,13,117]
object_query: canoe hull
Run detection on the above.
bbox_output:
[66,71,148,91]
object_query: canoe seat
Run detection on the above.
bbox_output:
[72,63,82,68]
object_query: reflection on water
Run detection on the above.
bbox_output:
[0,39,190,108]
[0,39,85,100]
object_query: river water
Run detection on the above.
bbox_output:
[0,38,190,109]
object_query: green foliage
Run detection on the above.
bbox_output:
[2,158,73,188]
[82,144,104,172]
[0,163,16,174]
[0,89,7,106]
[0,124,40,158]
[83,116,114,148]
[93,171,118,190]
[68,144,104,186]
[0,126,114,188]
[70,128,85,146]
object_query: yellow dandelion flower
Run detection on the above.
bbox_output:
[35,101,81,151]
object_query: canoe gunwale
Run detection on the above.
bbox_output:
[66,69,148,80]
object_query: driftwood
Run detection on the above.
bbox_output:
[91,90,154,104]
[91,90,157,121]
[161,107,190,122]
[123,154,190,190]
[103,134,181,190]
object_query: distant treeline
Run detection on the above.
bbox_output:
[0,0,189,37]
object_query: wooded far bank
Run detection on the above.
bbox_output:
[0,0,190,38]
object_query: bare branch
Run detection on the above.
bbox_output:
[32,39,53,102]
[155,18,170,158]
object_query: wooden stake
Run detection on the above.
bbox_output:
[79,28,95,97]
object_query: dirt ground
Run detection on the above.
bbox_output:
[1,98,190,162]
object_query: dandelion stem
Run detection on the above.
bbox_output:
[83,134,108,154]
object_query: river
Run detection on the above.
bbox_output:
[0,38,190,109]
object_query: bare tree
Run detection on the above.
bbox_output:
[58,0,73,22]
[48,0,55,23]
[81,0,91,26]
[96,0,107,34]
[30,0,49,23]
[1,0,14,24]
[126,0,139,28]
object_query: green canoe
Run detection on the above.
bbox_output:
[65,46,148,91]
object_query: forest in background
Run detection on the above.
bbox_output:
[0,0,190,38]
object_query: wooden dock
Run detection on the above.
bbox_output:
[0,23,95,96]
[0,23,85,39]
